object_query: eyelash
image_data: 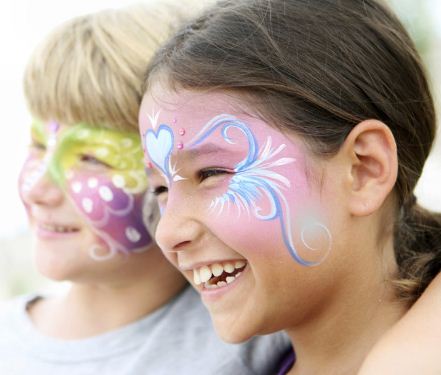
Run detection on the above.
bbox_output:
[79,154,111,168]
[151,186,168,197]
[29,139,111,168]
[30,139,46,151]
[198,168,233,182]
[151,168,233,197]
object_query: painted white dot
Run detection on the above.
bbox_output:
[121,138,133,148]
[99,186,114,202]
[82,198,93,213]
[96,148,109,157]
[112,174,126,188]
[125,227,141,242]
[87,178,98,188]
[72,182,82,193]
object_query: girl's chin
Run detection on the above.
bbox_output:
[214,321,257,344]
[209,309,259,344]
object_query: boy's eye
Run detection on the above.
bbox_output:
[30,139,46,151]
[198,168,233,182]
[151,186,168,196]
[79,154,111,168]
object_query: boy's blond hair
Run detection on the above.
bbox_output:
[23,1,202,131]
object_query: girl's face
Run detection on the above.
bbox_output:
[19,120,153,280]
[140,87,341,342]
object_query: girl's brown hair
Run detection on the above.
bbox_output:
[145,0,441,303]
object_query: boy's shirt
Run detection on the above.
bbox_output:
[0,286,289,374]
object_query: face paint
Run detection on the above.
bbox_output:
[19,120,55,208]
[140,91,332,266]
[20,120,152,259]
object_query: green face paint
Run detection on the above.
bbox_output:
[20,120,153,259]
[29,120,147,193]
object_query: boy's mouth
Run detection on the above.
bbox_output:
[38,222,80,233]
[193,260,247,289]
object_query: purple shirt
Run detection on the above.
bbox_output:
[277,348,295,375]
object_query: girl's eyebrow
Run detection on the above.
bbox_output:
[186,143,241,159]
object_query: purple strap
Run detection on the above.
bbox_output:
[277,349,295,375]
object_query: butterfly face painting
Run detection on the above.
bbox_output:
[140,89,332,267]
[19,120,153,260]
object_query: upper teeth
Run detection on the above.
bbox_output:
[193,260,246,285]
[40,223,77,233]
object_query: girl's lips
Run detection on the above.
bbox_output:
[197,263,249,302]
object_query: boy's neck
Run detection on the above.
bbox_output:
[28,246,187,339]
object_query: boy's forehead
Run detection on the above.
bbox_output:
[35,120,134,141]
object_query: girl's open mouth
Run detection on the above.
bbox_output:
[193,260,247,289]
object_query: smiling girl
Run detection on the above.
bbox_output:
[0,3,288,374]
[139,0,441,373]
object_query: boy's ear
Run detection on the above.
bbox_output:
[340,120,398,216]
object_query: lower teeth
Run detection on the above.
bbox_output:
[204,270,244,289]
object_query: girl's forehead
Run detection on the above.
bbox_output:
[140,88,258,128]
[140,88,311,178]
[139,90,297,155]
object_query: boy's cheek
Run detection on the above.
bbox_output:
[66,171,153,253]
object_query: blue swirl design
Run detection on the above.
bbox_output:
[144,124,174,183]
[189,114,331,266]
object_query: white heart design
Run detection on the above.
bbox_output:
[145,125,174,177]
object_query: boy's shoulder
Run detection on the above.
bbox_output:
[159,286,291,375]
[0,293,39,325]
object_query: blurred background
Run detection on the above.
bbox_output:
[0,0,440,302]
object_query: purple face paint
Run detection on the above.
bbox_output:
[19,120,153,260]
[67,171,151,258]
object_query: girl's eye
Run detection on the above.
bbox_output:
[198,168,233,182]
[79,154,111,168]
[151,185,168,196]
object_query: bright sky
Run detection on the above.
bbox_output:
[0,0,440,239]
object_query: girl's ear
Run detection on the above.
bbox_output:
[340,120,398,216]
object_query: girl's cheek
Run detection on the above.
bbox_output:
[204,192,287,258]
[200,166,331,265]
[66,170,152,254]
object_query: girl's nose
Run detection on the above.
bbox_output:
[155,200,204,253]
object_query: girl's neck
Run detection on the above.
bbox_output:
[286,258,406,375]
[28,250,187,339]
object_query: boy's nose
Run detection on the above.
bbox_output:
[21,168,64,207]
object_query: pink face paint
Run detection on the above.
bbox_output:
[19,120,153,260]
[67,170,151,258]
[140,90,332,266]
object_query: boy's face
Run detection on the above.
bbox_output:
[19,120,153,280]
